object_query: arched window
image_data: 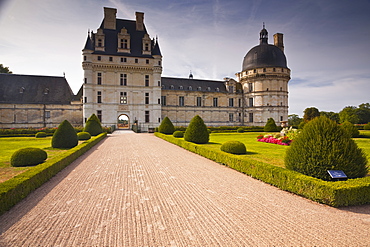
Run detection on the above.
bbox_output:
[44,88,49,95]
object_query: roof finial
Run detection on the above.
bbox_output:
[189,70,193,79]
[263,22,265,29]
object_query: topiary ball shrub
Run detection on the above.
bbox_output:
[35,132,47,138]
[84,114,103,136]
[364,122,370,130]
[158,116,175,134]
[264,118,278,132]
[237,127,244,133]
[77,131,91,140]
[52,120,78,148]
[341,121,360,138]
[173,131,184,138]
[285,116,368,180]
[184,115,209,144]
[221,140,247,155]
[11,148,47,167]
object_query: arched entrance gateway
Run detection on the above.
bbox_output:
[117,114,130,129]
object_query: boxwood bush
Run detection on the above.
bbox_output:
[173,131,184,138]
[52,120,78,148]
[35,132,47,138]
[77,131,91,140]
[184,115,209,144]
[237,127,244,133]
[159,116,175,134]
[84,114,103,136]
[285,116,368,180]
[264,118,278,132]
[221,140,247,154]
[11,148,47,167]
[364,122,370,130]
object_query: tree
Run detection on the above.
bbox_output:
[320,111,340,123]
[303,107,320,122]
[339,106,359,124]
[0,64,12,74]
[356,103,370,124]
[288,114,303,128]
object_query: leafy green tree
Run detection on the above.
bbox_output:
[356,103,370,124]
[339,106,359,124]
[303,107,320,122]
[0,64,12,73]
[158,116,175,134]
[285,116,368,180]
[341,121,360,138]
[320,111,340,123]
[264,118,278,132]
[288,114,303,128]
[184,115,209,144]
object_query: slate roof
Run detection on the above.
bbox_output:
[0,73,77,104]
[84,18,161,58]
[161,77,227,93]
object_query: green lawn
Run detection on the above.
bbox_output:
[0,137,66,182]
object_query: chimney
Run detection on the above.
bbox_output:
[273,33,284,52]
[104,7,117,30]
[136,12,144,31]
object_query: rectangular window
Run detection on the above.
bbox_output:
[84,78,87,84]
[97,110,102,122]
[97,56,101,61]
[229,113,234,122]
[145,92,149,104]
[229,98,234,107]
[97,91,102,103]
[196,97,202,107]
[249,98,254,107]
[84,96,87,103]
[145,111,150,123]
[238,98,242,107]
[120,92,127,104]
[109,57,113,62]
[97,73,102,85]
[229,86,234,93]
[238,113,242,122]
[280,116,283,122]
[158,98,160,104]
[84,56,86,61]
[161,96,166,106]
[249,83,253,92]
[146,59,149,64]
[45,111,50,118]
[145,75,149,87]
[213,97,218,107]
[249,113,254,123]
[179,96,184,106]
[135,58,138,63]
[120,74,127,86]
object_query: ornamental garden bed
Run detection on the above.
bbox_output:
[155,131,370,207]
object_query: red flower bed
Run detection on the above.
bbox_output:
[257,135,292,146]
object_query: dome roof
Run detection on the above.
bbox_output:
[242,43,287,71]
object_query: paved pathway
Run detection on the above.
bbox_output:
[0,130,370,246]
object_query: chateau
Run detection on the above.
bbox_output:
[0,7,290,131]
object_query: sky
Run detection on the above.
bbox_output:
[0,0,369,116]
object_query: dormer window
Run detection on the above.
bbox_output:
[44,88,49,95]
[120,39,128,49]
[98,39,102,47]
[188,86,192,90]
[145,43,149,51]
[179,86,183,90]
[170,85,174,89]
[207,87,211,91]
[19,87,25,93]
[197,87,201,91]
[117,28,130,53]
[215,87,219,92]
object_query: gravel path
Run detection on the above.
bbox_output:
[0,130,369,246]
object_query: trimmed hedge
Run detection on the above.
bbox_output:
[11,148,47,167]
[155,132,370,207]
[77,131,91,140]
[35,132,47,138]
[0,133,107,216]
[173,131,184,138]
[221,141,247,154]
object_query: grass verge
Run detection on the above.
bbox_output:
[155,132,370,207]
[0,133,107,216]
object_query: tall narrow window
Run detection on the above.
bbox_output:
[238,98,242,107]
[145,75,149,87]
[196,97,202,107]
[97,91,102,103]
[145,93,149,104]
[161,96,166,106]
[145,111,150,123]
[97,73,102,85]
[249,98,254,107]
[213,97,218,107]
[229,86,234,93]
[120,92,127,104]
[229,113,234,122]
[248,83,253,92]
[249,113,254,123]
[45,111,50,118]
[98,39,102,47]
[229,98,234,107]
[179,96,184,106]
[120,74,127,86]
[84,97,87,103]
[145,43,149,51]
[97,110,102,122]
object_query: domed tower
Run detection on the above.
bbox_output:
[236,25,290,127]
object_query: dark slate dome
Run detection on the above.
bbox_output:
[242,26,287,71]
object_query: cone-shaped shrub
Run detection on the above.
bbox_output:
[184,115,209,144]
[52,120,78,148]
[158,116,175,134]
[84,114,103,136]
[285,116,368,180]
[264,118,278,132]
[341,121,360,138]
[11,148,47,167]
[221,140,247,154]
